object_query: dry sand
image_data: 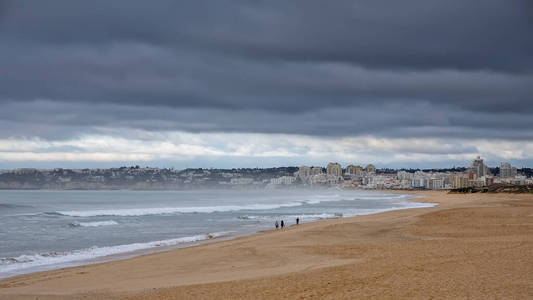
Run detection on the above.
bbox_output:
[1,191,533,299]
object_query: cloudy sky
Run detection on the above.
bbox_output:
[1,0,532,169]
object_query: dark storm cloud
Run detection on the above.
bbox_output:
[0,0,532,139]
[2,0,532,71]
[3,100,533,142]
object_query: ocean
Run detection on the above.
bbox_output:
[0,189,434,278]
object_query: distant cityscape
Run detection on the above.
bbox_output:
[0,157,532,190]
[297,157,532,190]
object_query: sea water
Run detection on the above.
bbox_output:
[0,189,434,278]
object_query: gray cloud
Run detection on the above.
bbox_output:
[2,1,532,71]
[2,100,533,142]
[0,0,532,143]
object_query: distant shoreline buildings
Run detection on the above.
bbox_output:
[294,157,531,190]
[0,157,531,190]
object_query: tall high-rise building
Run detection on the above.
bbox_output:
[354,165,363,175]
[345,164,363,175]
[345,165,355,175]
[500,162,517,178]
[310,167,323,175]
[326,163,343,177]
[298,166,311,178]
[451,174,470,188]
[365,164,376,174]
[468,156,490,178]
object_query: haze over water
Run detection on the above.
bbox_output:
[0,189,433,278]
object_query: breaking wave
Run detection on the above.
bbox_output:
[51,203,304,217]
[237,201,435,222]
[238,213,339,221]
[47,194,412,217]
[69,220,119,227]
[0,231,232,276]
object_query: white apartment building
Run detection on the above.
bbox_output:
[270,176,296,185]
[500,162,517,179]
[365,164,376,174]
[298,166,311,179]
[430,178,444,190]
[326,163,343,177]
[309,174,342,185]
[230,178,254,185]
[346,165,363,175]
[310,167,324,175]
[397,171,414,181]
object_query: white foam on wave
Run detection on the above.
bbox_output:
[353,194,410,201]
[342,202,436,217]
[239,213,338,221]
[238,199,436,222]
[0,231,232,277]
[305,193,409,204]
[306,194,343,204]
[53,202,305,217]
[69,220,119,227]
[46,193,412,218]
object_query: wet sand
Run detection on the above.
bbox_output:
[1,191,533,299]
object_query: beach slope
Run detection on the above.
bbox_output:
[1,191,533,299]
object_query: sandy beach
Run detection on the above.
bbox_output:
[1,191,533,299]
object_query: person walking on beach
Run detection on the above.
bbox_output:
[281,220,284,228]
[296,217,299,225]
[275,220,279,229]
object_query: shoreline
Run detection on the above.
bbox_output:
[0,231,240,280]
[0,191,427,279]
[2,191,533,299]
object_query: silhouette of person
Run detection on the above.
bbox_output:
[296,217,299,225]
[275,220,279,229]
[281,220,284,228]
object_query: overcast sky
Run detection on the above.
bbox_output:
[1,0,532,169]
